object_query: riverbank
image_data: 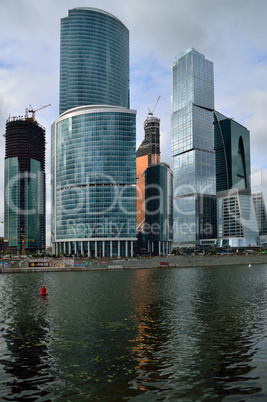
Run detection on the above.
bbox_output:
[1,254,267,273]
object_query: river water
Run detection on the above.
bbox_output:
[0,265,267,401]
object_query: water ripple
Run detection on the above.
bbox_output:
[0,265,267,400]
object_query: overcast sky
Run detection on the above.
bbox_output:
[1,0,267,243]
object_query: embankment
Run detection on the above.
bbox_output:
[1,254,267,273]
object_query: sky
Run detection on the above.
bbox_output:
[1,0,267,244]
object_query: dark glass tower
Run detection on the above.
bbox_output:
[60,8,129,115]
[214,111,259,247]
[213,111,251,192]
[4,116,46,252]
[145,163,173,255]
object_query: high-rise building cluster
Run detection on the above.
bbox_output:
[170,48,263,249]
[2,8,267,255]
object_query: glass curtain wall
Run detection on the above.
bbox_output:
[171,48,217,246]
[60,8,129,115]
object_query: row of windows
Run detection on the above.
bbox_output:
[56,155,135,165]
[173,153,216,169]
[66,18,127,33]
[56,172,135,181]
[56,177,135,187]
[57,132,135,141]
[62,46,128,60]
[59,113,135,123]
[62,71,129,83]
[63,64,128,79]
[56,159,136,167]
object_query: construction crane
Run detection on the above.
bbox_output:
[8,234,35,255]
[25,104,51,121]
[148,96,161,117]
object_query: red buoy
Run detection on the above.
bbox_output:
[40,286,48,296]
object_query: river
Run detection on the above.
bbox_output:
[0,264,267,401]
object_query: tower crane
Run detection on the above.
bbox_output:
[25,104,51,121]
[148,96,161,117]
[7,235,35,255]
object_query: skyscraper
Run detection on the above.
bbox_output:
[253,192,267,244]
[4,114,46,253]
[214,111,251,193]
[59,7,129,115]
[51,8,136,257]
[145,163,173,255]
[136,111,173,255]
[136,113,160,231]
[171,48,217,247]
[214,111,259,247]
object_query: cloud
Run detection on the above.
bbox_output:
[1,0,267,242]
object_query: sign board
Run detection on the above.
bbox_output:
[29,262,51,267]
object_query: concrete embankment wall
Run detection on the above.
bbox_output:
[1,254,267,273]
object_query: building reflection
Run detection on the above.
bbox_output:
[128,269,173,392]
[127,267,263,398]
[0,277,57,400]
[186,267,262,399]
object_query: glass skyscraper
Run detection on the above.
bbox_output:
[253,192,267,243]
[217,188,259,248]
[214,111,251,192]
[171,48,217,247]
[145,163,173,255]
[214,111,259,247]
[60,8,129,115]
[52,8,136,257]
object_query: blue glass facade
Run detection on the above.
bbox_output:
[4,157,20,248]
[53,8,136,257]
[171,48,217,246]
[51,106,136,257]
[60,8,129,115]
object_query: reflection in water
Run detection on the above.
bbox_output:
[0,266,267,400]
[0,275,58,400]
[128,270,172,394]
[183,267,263,399]
[126,267,267,400]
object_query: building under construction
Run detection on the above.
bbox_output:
[4,110,46,253]
[136,101,173,255]
[136,113,161,232]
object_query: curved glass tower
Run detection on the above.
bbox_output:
[60,8,129,115]
[52,8,136,257]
